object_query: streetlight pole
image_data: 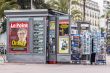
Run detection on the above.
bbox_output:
[68,0,72,15]
[31,0,34,10]
[83,0,86,21]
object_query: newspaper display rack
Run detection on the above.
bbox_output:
[80,31,91,64]
[95,30,106,65]
[70,24,81,64]
[0,43,6,64]
[91,26,106,65]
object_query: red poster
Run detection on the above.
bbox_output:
[9,22,29,53]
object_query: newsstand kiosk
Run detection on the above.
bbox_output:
[4,9,70,63]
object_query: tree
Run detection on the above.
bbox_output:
[47,0,83,21]
[0,0,20,18]
[17,0,50,9]
[72,0,80,5]
[106,10,110,18]
[101,28,105,33]
[1,19,6,34]
[33,0,49,9]
[71,0,83,21]
[17,0,31,9]
[71,9,83,21]
[46,0,69,13]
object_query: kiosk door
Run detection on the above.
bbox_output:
[57,16,71,63]
[47,16,57,64]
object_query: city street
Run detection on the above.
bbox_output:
[0,55,110,73]
[0,0,110,73]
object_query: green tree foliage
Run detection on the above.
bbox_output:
[71,0,83,21]
[17,0,50,9]
[101,28,105,33]
[46,0,69,13]
[71,9,83,21]
[101,10,110,18]
[47,0,83,21]
[17,0,31,9]
[0,0,20,18]
[33,0,49,9]
[1,19,6,34]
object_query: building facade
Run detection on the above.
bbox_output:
[103,0,110,33]
[71,0,100,26]
[103,0,110,51]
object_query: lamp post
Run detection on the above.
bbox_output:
[68,0,72,15]
[31,0,34,10]
[83,0,86,21]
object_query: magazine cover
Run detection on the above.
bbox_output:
[50,21,55,30]
[59,37,69,54]
[9,22,29,53]
[59,20,69,36]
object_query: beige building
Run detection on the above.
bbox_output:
[71,0,100,26]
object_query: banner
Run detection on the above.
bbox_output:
[59,37,69,54]
[59,20,69,36]
[9,22,29,53]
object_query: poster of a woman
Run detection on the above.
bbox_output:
[9,22,29,53]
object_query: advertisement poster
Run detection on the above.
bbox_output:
[59,37,69,54]
[9,22,29,53]
[49,21,56,54]
[50,21,55,30]
[73,39,79,47]
[71,34,80,60]
[59,20,69,36]
[71,34,80,48]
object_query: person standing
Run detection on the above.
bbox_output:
[90,39,96,65]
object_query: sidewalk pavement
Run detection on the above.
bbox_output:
[0,55,110,73]
[106,54,110,64]
[0,63,110,73]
